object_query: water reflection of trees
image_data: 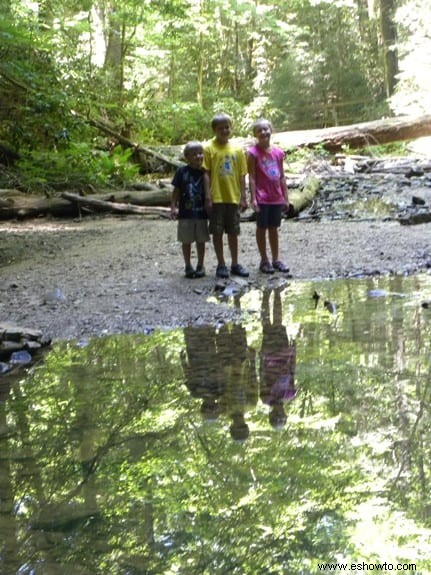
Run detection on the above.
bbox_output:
[1,275,431,573]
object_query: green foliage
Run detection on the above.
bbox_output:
[137,101,213,144]
[0,0,428,191]
[15,144,140,193]
[269,0,386,129]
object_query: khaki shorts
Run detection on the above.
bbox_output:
[177,219,210,243]
[208,203,241,235]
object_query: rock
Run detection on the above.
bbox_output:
[0,362,10,374]
[0,340,23,353]
[43,287,67,304]
[10,350,32,365]
[221,284,241,297]
[0,323,51,377]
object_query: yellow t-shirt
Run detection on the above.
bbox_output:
[203,138,247,204]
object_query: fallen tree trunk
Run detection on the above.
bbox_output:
[61,192,171,218]
[288,175,320,216]
[85,113,431,166]
[0,187,173,219]
[75,113,183,173]
[100,189,172,206]
[0,175,319,221]
[0,193,79,219]
[269,115,431,153]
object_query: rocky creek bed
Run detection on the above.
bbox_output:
[1,170,431,352]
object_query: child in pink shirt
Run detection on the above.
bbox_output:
[247,119,290,274]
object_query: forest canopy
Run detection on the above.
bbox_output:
[0,0,430,191]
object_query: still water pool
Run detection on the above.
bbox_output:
[1,274,431,574]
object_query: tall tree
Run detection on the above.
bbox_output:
[379,0,399,97]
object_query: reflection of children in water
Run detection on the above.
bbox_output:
[218,322,258,441]
[181,326,224,421]
[260,288,297,429]
[181,304,258,441]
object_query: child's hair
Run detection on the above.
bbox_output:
[211,113,232,131]
[183,141,203,158]
[252,118,273,135]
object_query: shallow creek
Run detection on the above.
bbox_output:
[1,273,431,574]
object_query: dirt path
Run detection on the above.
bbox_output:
[1,216,430,341]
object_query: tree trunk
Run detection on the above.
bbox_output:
[87,113,431,163]
[0,188,172,220]
[61,192,171,217]
[379,0,399,97]
[268,115,431,153]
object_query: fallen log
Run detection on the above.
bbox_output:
[98,188,172,206]
[229,115,431,155]
[288,175,320,216]
[270,115,431,153]
[74,112,183,173]
[0,194,79,219]
[0,187,173,219]
[61,192,171,218]
[0,175,318,220]
[84,112,431,167]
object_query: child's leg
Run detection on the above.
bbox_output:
[256,226,269,262]
[268,226,279,262]
[196,242,206,267]
[228,234,249,276]
[227,233,238,267]
[213,234,225,266]
[182,243,192,267]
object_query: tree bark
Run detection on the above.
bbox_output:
[0,189,173,220]
[379,0,399,97]
[84,113,431,161]
[288,175,320,217]
[61,192,171,218]
[0,176,319,221]
[269,115,431,153]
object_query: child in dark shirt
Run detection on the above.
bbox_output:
[171,141,209,278]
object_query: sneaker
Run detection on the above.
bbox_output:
[195,264,206,278]
[230,263,249,278]
[216,264,229,279]
[185,265,196,278]
[272,260,290,273]
[259,261,275,274]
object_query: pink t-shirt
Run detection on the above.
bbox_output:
[248,145,285,204]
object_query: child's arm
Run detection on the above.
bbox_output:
[171,187,180,219]
[280,158,289,211]
[247,152,259,212]
[239,175,247,212]
[204,171,212,212]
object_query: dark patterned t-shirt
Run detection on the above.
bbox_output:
[171,165,207,219]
